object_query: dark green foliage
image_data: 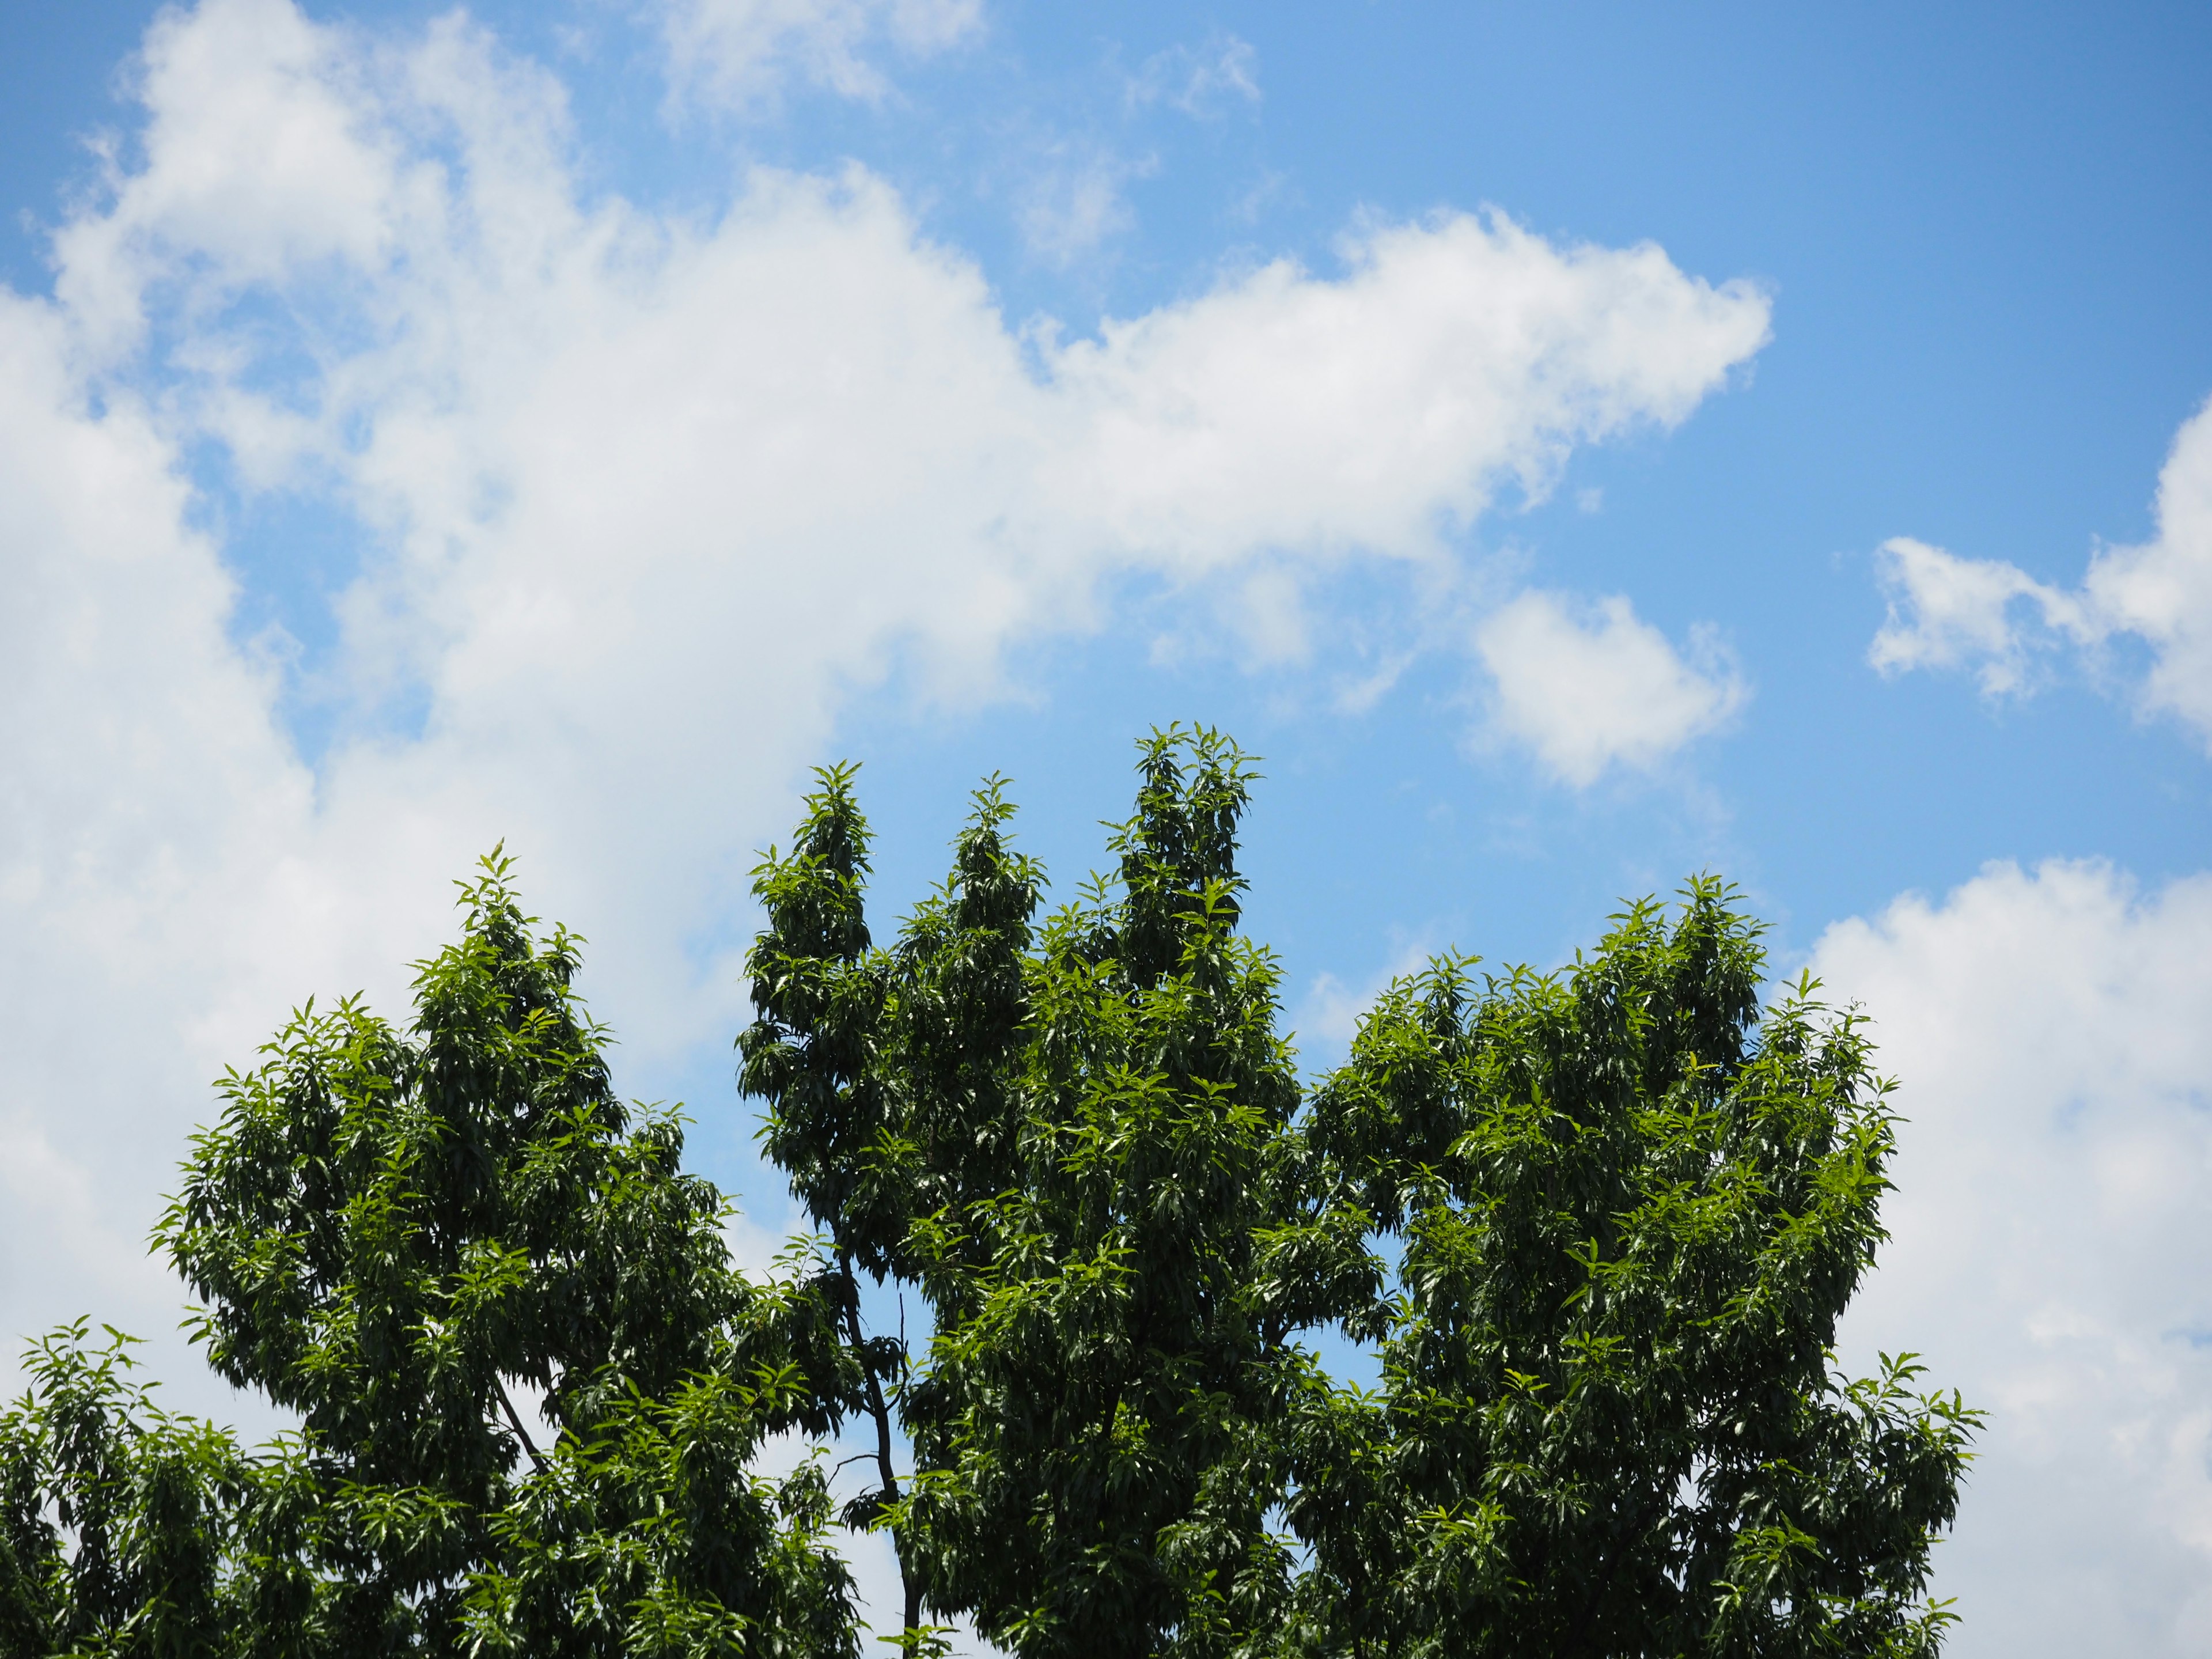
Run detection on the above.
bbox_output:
[739,766,937,1643]
[744,736,1334,1658]
[8,733,1974,1658]
[162,854,745,1442]
[893,734,1317,1658]
[8,851,862,1658]
[1289,890,1978,1657]
[741,730,1978,1659]
[0,1324,253,1657]
[464,1359,858,1659]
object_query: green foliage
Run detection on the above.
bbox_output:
[741,730,1979,1659]
[1289,892,1978,1656]
[895,733,1318,1658]
[12,850,862,1658]
[7,734,1976,1658]
[0,1323,255,1657]
[464,1365,858,1659]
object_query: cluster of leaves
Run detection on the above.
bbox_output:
[1,1323,268,1657]
[2,730,1977,1657]
[4,855,861,1658]
[1285,915,1977,1658]
[740,728,1980,1658]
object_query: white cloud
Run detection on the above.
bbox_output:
[1869,535,2090,695]
[1869,395,2212,745]
[1816,860,2212,1658]
[1013,141,1153,266]
[1472,590,1747,785]
[0,276,372,1427]
[1128,32,1262,118]
[656,0,984,112]
[0,0,1765,1513]
[1293,933,1439,1069]
[2086,398,2212,736]
[1051,213,1770,566]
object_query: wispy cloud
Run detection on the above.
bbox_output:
[1012,139,1156,266]
[653,0,984,113]
[1127,31,1260,118]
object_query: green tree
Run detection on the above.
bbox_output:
[743,729,1977,1659]
[3,732,1974,1659]
[1287,892,1977,1657]
[0,1323,258,1656]
[744,732,1363,1658]
[738,762,933,1649]
[142,852,860,1657]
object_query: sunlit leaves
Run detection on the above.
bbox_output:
[9,741,1974,1658]
[19,849,868,1658]
[1292,887,1981,1657]
[752,739,1976,1659]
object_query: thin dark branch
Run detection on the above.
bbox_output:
[493,1378,548,1475]
[842,1249,921,1635]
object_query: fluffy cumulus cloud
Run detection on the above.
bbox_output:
[0,0,1770,1443]
[0,285,324,1352]
[1051,212,1769,563]
[1472,590,1746,785]
[1817,861,2212,1658]
[1870,395,2212,744]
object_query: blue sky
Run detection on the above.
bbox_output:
[2,3,2210,1653]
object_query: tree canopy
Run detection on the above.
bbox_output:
[5,855,860,1659]
[3,730,1976,1657]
